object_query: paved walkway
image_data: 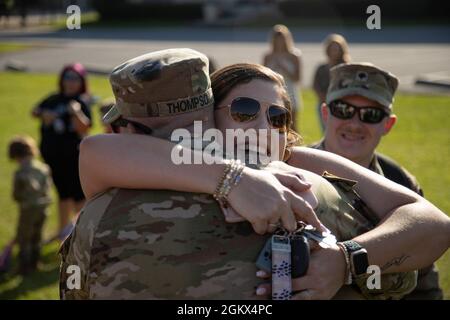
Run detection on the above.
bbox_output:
[1,26,449,94]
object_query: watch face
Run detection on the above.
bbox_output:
[353,250,369,275]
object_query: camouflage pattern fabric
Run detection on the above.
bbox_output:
[103,48,213,124]
[311,141,442,300]
[17,207,47,273]
[326,62,398,109]
[13,159,51,273]
[60,189,263,299]
[13,159,52,210]
[60,169,416,300]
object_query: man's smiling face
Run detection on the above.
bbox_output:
[321,95,397,166]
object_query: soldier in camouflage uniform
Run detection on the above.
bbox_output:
[309,62,443,300]
[58,51,429,300]
[8,135,52,274]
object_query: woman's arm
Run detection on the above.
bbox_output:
[288,147,421,219]
[287,146,450,271]
[80,134,323,234]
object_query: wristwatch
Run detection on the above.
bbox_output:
[340,240,369,279]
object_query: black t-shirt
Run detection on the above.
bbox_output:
[37,93,92,157]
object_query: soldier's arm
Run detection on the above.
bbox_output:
[288,146,450,272]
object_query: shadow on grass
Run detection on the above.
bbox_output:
[0,265,59,299]
[0,243,60,300]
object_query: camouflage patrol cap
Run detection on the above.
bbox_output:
[103,48,213,124]
[326,62,399,109]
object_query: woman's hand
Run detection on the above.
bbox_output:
[262,161,319,210]
[69,101,91,136]
[227,167,324,235]
[68,100,82,115]
[255,243,346,300]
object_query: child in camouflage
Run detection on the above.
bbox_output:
[8,135,52,274]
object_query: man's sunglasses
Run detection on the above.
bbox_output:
[216,97,291,131]
[111,117,153,135]
[328,100,390,124]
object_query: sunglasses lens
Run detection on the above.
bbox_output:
[268,106,290,130]
[230,97,260,122]
[359,108,386,123]
[329,101,355,119]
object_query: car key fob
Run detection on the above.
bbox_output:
[291,234,309,279]
[255,236,272,273]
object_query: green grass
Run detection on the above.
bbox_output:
[0,72,448,299]
[0,72,110,299]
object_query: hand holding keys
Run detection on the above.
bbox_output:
[255,221,336,300]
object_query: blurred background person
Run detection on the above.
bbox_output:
[8,135,52,275]
[313,34,351,131]
[31,63,92,240]
[263,24,302,132]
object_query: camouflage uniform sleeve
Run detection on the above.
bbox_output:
[59,189,117,299]
[59,222,90,299]
[43,165,52,194]
[12,171,25,202]
[354,270,418,300]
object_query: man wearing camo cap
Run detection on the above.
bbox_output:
[311,62,443,299]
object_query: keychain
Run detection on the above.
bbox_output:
[271,234,292,300]
[255,221,336,300]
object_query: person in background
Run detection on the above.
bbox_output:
[313,34,351,131]
[264,24,302,132]
[31,63,92,240]
[310,62,443,300]
[8,135,52,274]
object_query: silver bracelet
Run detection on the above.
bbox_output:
[213,159,245,207]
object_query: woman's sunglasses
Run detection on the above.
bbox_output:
[217,97,291,131]
[328,100,390,124]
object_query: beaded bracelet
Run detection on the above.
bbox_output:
[213,159,245,207]
[337,242,352,285]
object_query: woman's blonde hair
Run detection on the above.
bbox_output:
[270,24,295,53]
[210,63,301,161]
[8,135,39,159]
[324,33,351,64]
